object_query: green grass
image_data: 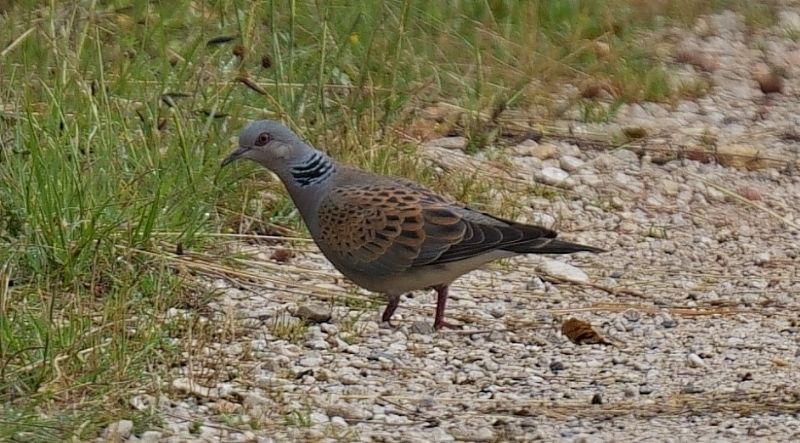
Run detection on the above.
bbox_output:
[268,313,308,343]
[0,0,780,439]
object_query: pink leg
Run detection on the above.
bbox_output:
[381,294,401,325]
[433,285,460,330]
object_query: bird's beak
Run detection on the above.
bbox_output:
[221,146,250,167]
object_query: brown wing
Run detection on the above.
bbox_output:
[317,184,463,276]
[316,182,560,276]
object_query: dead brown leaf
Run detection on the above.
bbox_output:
[270,248,294,263]
[675,49,718,72]
[561,318,610,345]
[716,144,767,170]
[737,186,762,201]
[755,72,784,94]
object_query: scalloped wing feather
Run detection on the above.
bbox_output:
[316,181,563,277]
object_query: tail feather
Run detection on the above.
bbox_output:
[506,239,606,255]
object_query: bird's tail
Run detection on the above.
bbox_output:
[506,239,606,254]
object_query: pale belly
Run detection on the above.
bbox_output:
[328,250,517,295]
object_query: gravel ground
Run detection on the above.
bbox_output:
[110,9,800,443]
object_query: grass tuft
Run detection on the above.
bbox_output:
[268,313,308,343]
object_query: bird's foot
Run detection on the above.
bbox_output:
[432,284,457,330]
[433,319,463,330]
[380,294,402,328]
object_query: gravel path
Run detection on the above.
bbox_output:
[110,8,800,443]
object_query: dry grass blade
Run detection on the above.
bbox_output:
[0,27,36,58]
[236,75,268,95]
[540,274,649,299]
[486,391,800,419]
[150,231,313,242]
[546,303,756,317]
[314,390,800,419]
[684,171,799,231]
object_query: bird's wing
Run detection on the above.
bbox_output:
[316,182,559,276]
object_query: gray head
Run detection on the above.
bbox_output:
[222,120,317,172]
[223,120,337,197]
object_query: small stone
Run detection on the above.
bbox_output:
[613,171,643,193]
[618,221,638,234]
[140,431,163,443]
[487,331,507,342]
[659,179,680,197]
[320,323,339,334]
[622,309,641,322]
[450,426,496,442]
[103,420,134,440]
[537,258,589,283]
[639,385,654,395]
[526,277,546,291]
[309,411,330,425]
[676,100,700,114]
[330,416,349,428]
[423,136,467,150]
[305,338,329,350]
[549,361,566,372]
[559,155,584,172]
[687,353,706,369]
[214,399,241,414]
[509,138,538,152]
[511,140,554,159]
[339,372,361,385]
[410,321,435,335]
[724,427,742,437]
[326,403,373,421]
[754,252,770,265]
[531,212,556,227]
[199,425,220,440]
[612,148,639,164]
[557,143,581,157]
[530,144,558,160]
[780,10,800,30]
[593,41,610,58]
[661,319,678,329]
[299,353,322,367]
[537,167,569,186]
[296,304,332,323]
[682,384,704,394]
[243,393,272,409]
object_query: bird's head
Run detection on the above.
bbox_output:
[222,120,310,171]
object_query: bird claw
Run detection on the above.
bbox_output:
[434,320,463,330]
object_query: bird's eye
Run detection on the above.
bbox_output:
[255,132,271,146]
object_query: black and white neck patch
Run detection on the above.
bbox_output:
[290,152,335,187]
